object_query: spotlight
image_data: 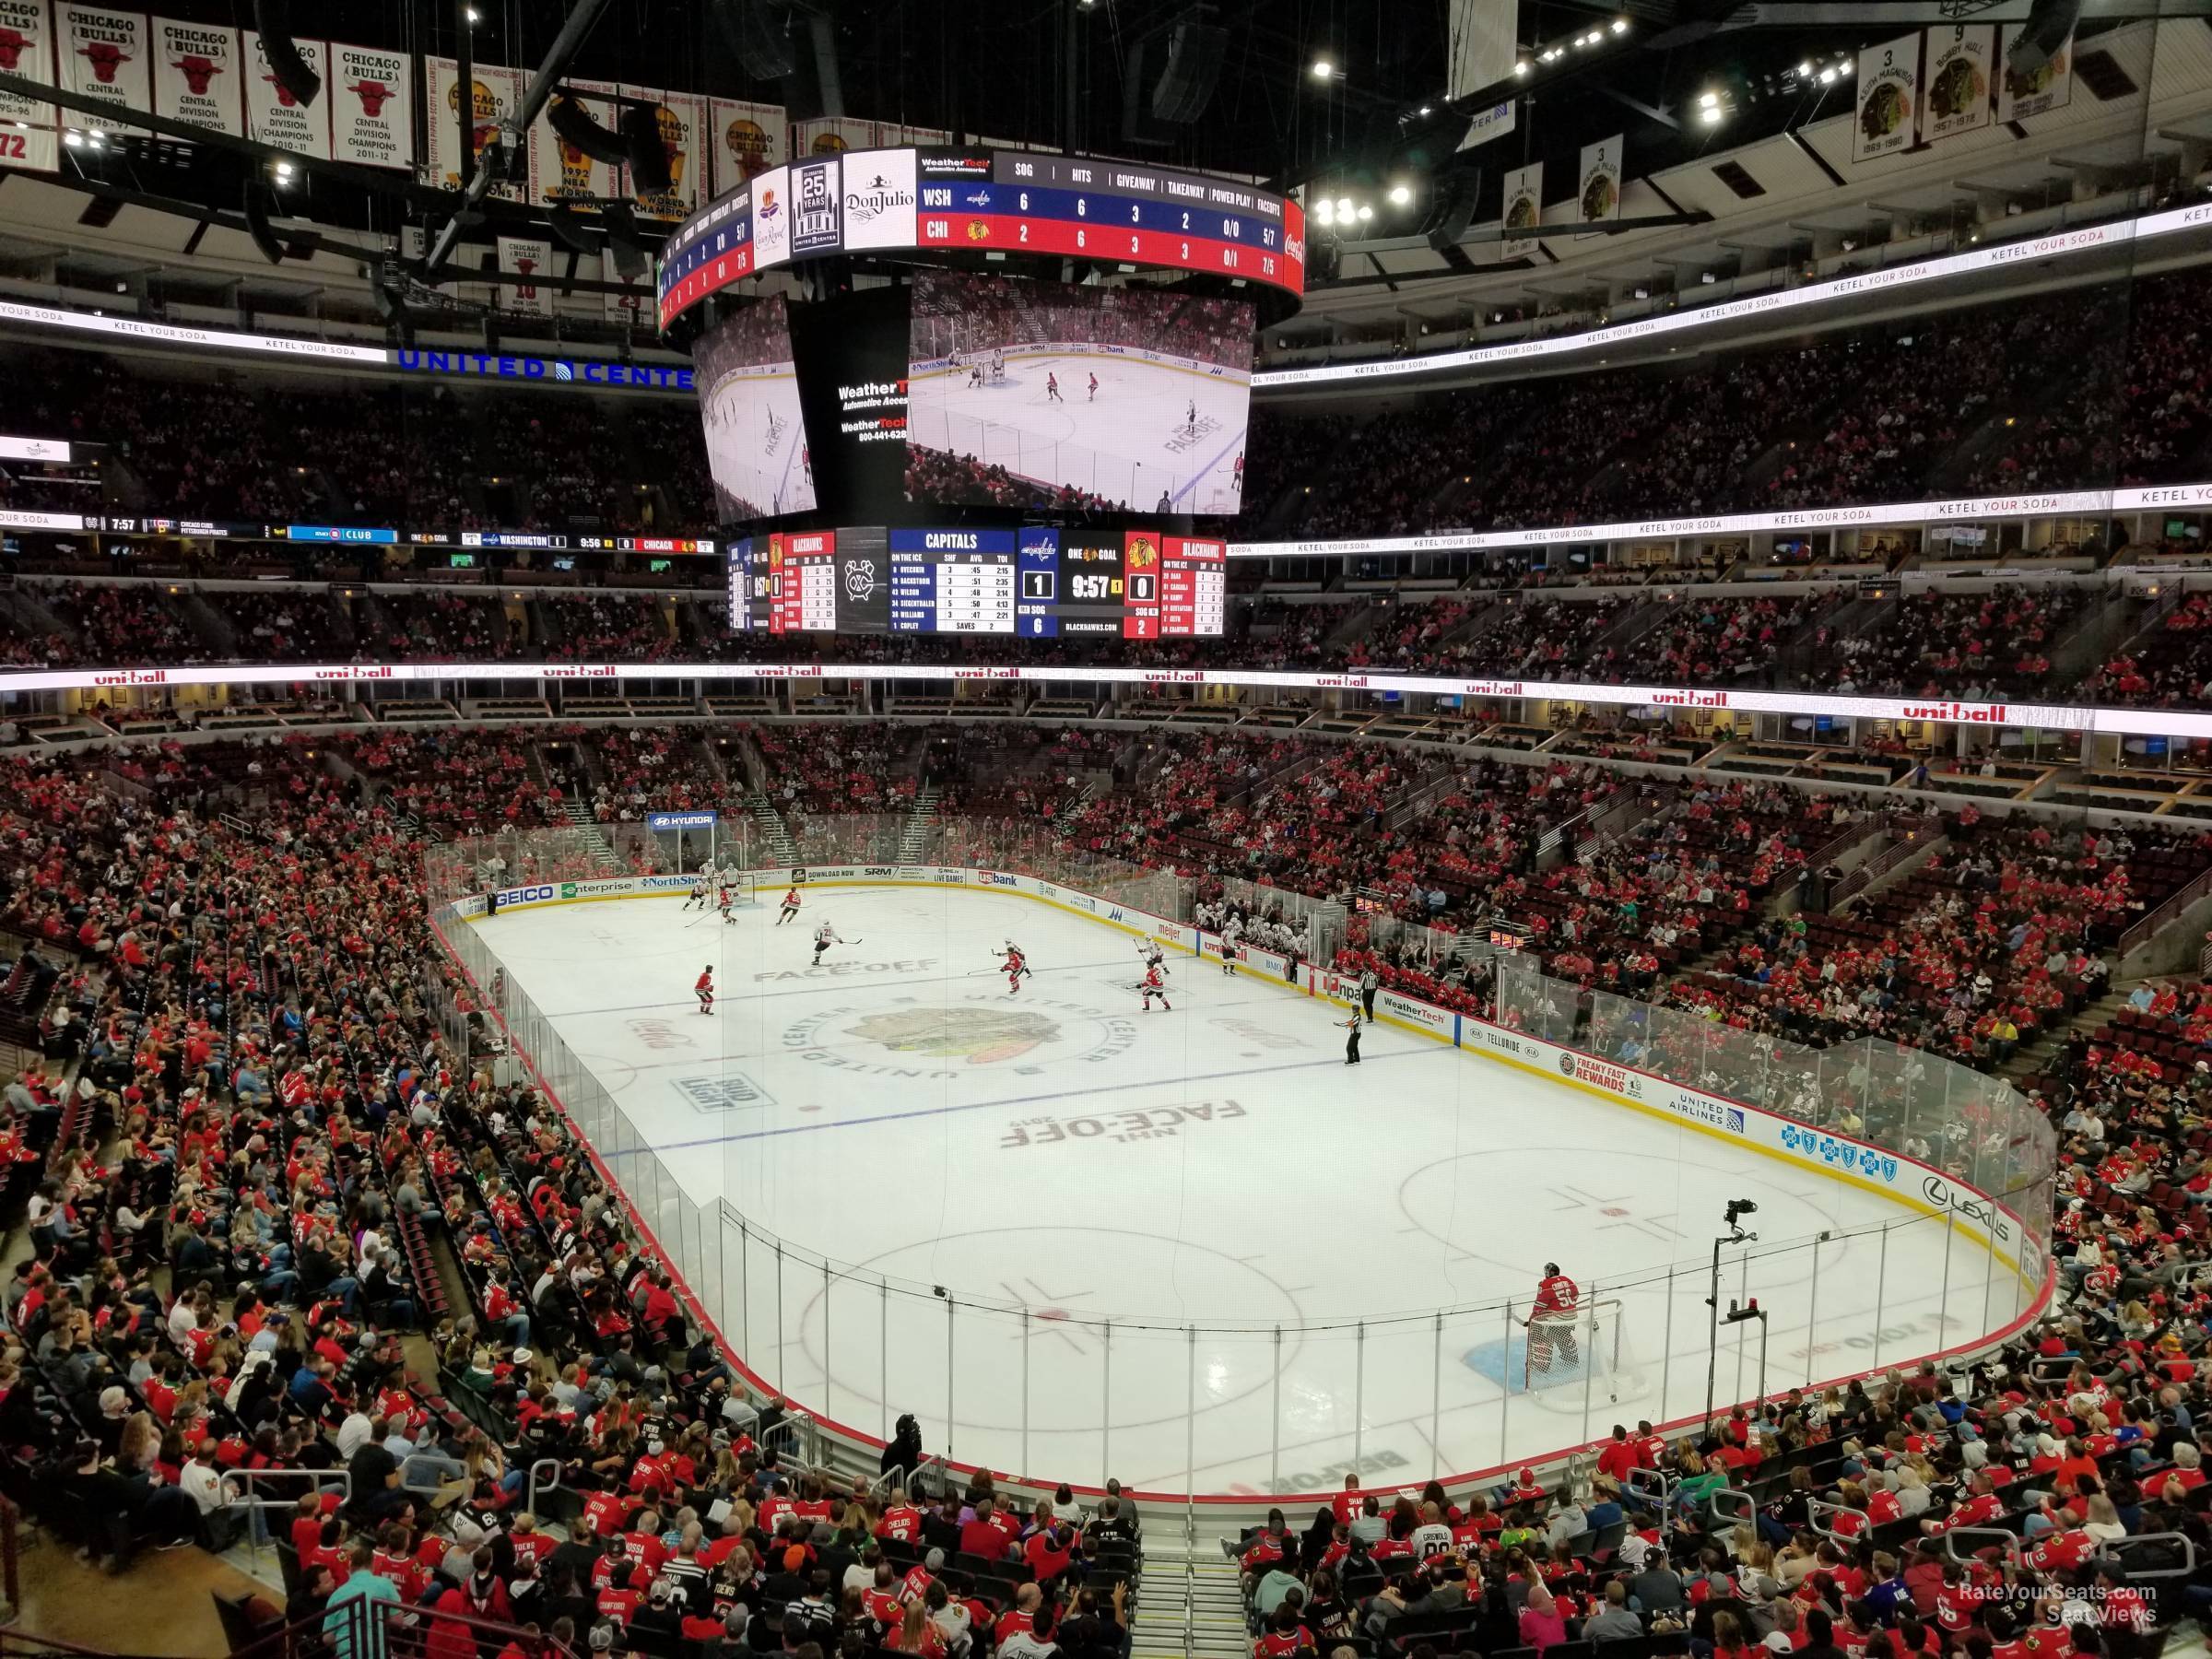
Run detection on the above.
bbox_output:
[1818,66,1837,84]
[1841,60,1854,76]
[63,129,82,147]
[1797,60,1813,76]
[274,159,295,183]
[1310,58,1334,79]
[1356,204,1372,221]
[1513,61,1529,76]
[1314,198,1335,226]
[1335,196,1353,218]
[465,6,482,20]
[1700,104,1724,124]
[1699,89,1719,107]
[1388,182,1411,205]
[1418,104,1432,115]
[1611,18,1629,33]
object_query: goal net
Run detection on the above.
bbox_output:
[1522,1298,1642,1405]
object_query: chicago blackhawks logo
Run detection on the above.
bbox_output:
[848,1007,1057,1065]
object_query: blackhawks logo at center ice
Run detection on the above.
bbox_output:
[847,1006,1057,1065]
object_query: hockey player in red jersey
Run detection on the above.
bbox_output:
[998,941,1031,995]
[1524,1262,1580,1370]
[1141,961,1172,1012]
[695,966,714,1015]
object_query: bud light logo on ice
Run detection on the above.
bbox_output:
[647,810,719,831]
[1779,1124,1900,1184]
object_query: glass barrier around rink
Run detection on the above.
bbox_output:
[429,853,2053,1502]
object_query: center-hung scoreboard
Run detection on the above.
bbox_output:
[726,527,1226,639]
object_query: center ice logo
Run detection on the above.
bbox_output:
[849,1007,1057,1065]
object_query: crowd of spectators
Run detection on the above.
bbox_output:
[542,596,678,664]
[1830,588,2090,700]
[6,703,2212,1657]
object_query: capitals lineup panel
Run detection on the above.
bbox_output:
[725,526,1225,639]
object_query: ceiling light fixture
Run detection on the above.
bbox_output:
[1311,58,1334,79]
[1388,182,1412,205]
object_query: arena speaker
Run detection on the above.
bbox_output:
[547,91,631,167]
[252,0,321,108]
[1151,17,1230,124]
[242,181,287,265]
[1424,168,1483,252]
[601,200,650,279]
[711,0,794,81]
[620,103,673,194]
[2006,0,2081,77]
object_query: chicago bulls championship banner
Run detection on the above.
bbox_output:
[241,27,325,156]
[152,17,241,136]
[424,53,518,195]
[329,41,410,170]
[620,83,703,219]
[58,4,147,126]
[497,234,552,315]
[527,74,618,205]
[707,94,783,197]
[0,0,58,173]
[602,246,650,324]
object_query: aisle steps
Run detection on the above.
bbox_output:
[1125,1533,1250,1659]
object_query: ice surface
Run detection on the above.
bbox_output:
[471,888,2024,1493]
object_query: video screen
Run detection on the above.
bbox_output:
[694,294,818,522]
[904,269,1254,515]
[788,286,912,527]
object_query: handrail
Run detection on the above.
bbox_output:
[2094,1530,2194,1578]
[230,1466,351,1512]
[528,1456,565,1515]
[2120,862,2212,959]
[1707,1487,1757,1528]
[1938,1524,2023,1567]
[1806,1496,1865,1540]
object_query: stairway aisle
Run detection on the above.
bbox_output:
[744,790,801,865]
[1125,1531,1249,1659]
[899,787,942,864]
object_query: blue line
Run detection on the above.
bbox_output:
[1171,420,1247,510]
[606,1045,1418,1158]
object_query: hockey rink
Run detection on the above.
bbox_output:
[907,352,1248,514]
[700,360,816,519]
[468,886,2033,1494]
